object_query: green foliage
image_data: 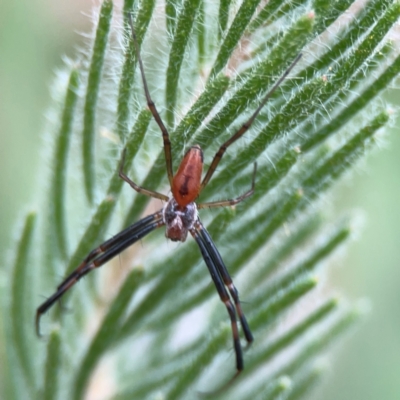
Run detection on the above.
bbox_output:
[82,0,113,203]
[2,0,399,399]
[9,213,37,391]
[166,0,202,127]
[49,69,80,260]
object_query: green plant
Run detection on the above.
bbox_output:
[3,0,399,399]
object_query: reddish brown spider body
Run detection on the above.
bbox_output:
[36,14,302,389]
[164,144,203,242]
[172,144,203,207]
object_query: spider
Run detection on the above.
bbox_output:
[36,15,301,380]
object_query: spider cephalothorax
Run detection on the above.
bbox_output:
[163,198,197,242]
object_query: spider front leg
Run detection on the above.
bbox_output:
[36,212,164,336]
[195,221,253,345]
[191,222,252,376]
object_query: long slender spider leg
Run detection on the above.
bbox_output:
[198,162,257,209]
[56,212,163,292]
[200,53,302,191]
[36,212,165,337]
[119,149,169,201]
[196,221,253,345]
[128,14,174,186]
[190,227,244,373]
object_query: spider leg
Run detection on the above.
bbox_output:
[191,225,245,374]
[196,221,253,345]
[36,211,164,337]
[119,149,169,201]
[198,162,256,209]
[56,212,162,292]
[128,14,174,186]
[200,53,302,191]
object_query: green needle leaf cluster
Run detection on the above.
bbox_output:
[2,1,398,399]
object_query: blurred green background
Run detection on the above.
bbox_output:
[1,1,399,399]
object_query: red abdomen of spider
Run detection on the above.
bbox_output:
[172,144,203,207]
[163,145,203,242]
